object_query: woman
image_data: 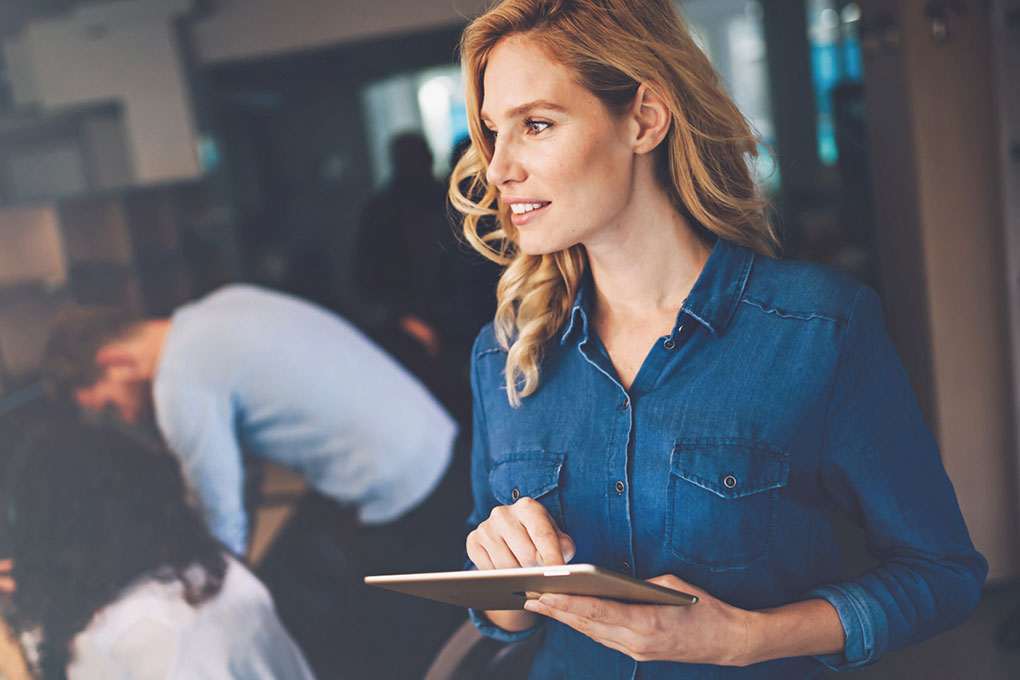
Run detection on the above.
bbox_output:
[1,420,315,680]
[449,0,987,677]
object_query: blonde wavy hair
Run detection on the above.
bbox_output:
[449,0,779,407]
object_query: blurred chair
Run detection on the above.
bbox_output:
[424,620,544,680]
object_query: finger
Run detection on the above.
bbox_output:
[466,532,495,570]
[0,559,12,571]
[515,500,567,566]
[538,593,636,624]
[0,576,15,593]
[559,534,576,563]
[477,522,530,570]
[525,595,634,645]
[489,508,542,567]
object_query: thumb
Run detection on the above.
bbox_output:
[648,573,706,598]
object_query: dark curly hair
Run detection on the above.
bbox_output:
[1,418,227,678]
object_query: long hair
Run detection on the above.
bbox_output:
[1,419,226,678]
[449,0,779,406]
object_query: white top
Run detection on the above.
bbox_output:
[153,284,458,554]
[66,557,315,680]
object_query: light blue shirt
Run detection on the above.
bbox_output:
[153,285,457,555]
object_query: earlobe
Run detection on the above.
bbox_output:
[632,83,671,155]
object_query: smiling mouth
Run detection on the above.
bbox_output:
[509,202,550,215]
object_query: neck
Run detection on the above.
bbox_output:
[583,169,711,324]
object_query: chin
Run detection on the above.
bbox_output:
[516,232,578,258]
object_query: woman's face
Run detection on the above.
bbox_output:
[481,37,638,256]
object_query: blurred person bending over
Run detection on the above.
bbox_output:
[0,419,314,680]
[41,285,469,680]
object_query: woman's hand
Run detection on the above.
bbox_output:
[466,498,575,633]
[522,573,845,666]
[467,497,575,569]
[523,574,755,666]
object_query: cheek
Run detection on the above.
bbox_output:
[570,135,632,196]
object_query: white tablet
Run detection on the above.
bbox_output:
[364,563,698,611]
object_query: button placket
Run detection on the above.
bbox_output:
[663,324,684,350]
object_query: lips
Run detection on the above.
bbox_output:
[505,200,551,226]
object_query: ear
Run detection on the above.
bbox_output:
[631,83,672,155]
[95,344,144,380]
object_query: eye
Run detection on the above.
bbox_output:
[484,126,498,139]
[525,119,551,135]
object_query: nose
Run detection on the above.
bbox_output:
[485,135,524,188]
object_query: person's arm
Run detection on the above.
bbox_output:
[0,617,33,680]
[805,284,987,670]
[464,335,574,638]
[156,387,248,555]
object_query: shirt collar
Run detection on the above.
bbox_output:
[560,271,592,346]
[559,237,755,346]
[680,237,755,337]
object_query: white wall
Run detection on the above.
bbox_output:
[5,0,200,184]
[191,0,490,65]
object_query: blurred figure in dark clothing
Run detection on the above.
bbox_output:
[356,133,448,384]
[355,132,500,423]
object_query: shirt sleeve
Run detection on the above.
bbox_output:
[806,284,988,671]
[464,333,542,643]
[156,386,248,556]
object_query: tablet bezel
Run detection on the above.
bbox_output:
[364,563,698,611]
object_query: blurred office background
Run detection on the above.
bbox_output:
[0,0,1017,677]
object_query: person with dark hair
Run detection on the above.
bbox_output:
[40,284,467,679]
[0,419,314,679]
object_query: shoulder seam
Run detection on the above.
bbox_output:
[740,297,848,327]
[475,347,503,359]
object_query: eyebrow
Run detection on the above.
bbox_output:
[480,99,569,124]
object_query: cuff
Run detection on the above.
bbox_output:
[804,583,887,671]
[462,558,542,643]
[468,608,542,643]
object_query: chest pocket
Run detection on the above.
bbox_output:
[667,439,789,571]
[489,451,567,532]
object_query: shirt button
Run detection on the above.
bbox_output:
[723,475,738,489]
[620,562,631,574]
[511,487,520,501]
[663,338,675,350]
[615,480,625,495]
[619,397,630,411]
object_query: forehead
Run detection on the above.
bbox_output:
[481,37,589,119]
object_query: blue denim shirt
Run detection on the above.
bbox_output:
[467,238,987,679]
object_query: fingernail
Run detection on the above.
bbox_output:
[524,600,538,612]
[539,594,557,607]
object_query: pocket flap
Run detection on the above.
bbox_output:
[671,439,788,500]
[490,451,565,505]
